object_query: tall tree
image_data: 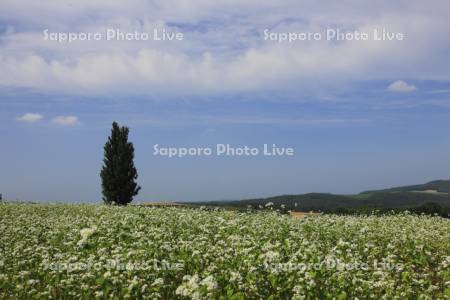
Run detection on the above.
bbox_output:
[101,122,141,205]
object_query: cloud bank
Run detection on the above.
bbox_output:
[0,0,449,97]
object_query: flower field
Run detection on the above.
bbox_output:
[0,203,449,299]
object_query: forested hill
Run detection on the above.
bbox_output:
[361,180,450,194]
[190,180,450,213]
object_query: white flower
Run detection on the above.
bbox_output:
[176,275,200,297]
[80,227,96,240]
[201,275,217,292]
[230,271,242,283]
[77,226,97,247]
[260,251,280,263]
[152,278,164,286]
[95,291,104,297]
[27,279,39,285]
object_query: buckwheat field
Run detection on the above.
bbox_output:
[0,203,449,299]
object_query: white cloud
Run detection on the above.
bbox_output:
[17,113,43,122]
[387,80,417,92]
[0,1,449,96]
[52,116,80,126]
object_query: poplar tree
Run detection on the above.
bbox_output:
[100,122,140,205]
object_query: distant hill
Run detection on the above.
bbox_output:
[191,180,450,212]
[361,180,450,194]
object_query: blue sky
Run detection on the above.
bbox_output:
[1,1,450,202]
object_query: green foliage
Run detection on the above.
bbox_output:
[413,202,443,214]
[100,122,140,205]
[328,203,449,218]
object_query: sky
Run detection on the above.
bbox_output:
[1,0,450,203]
